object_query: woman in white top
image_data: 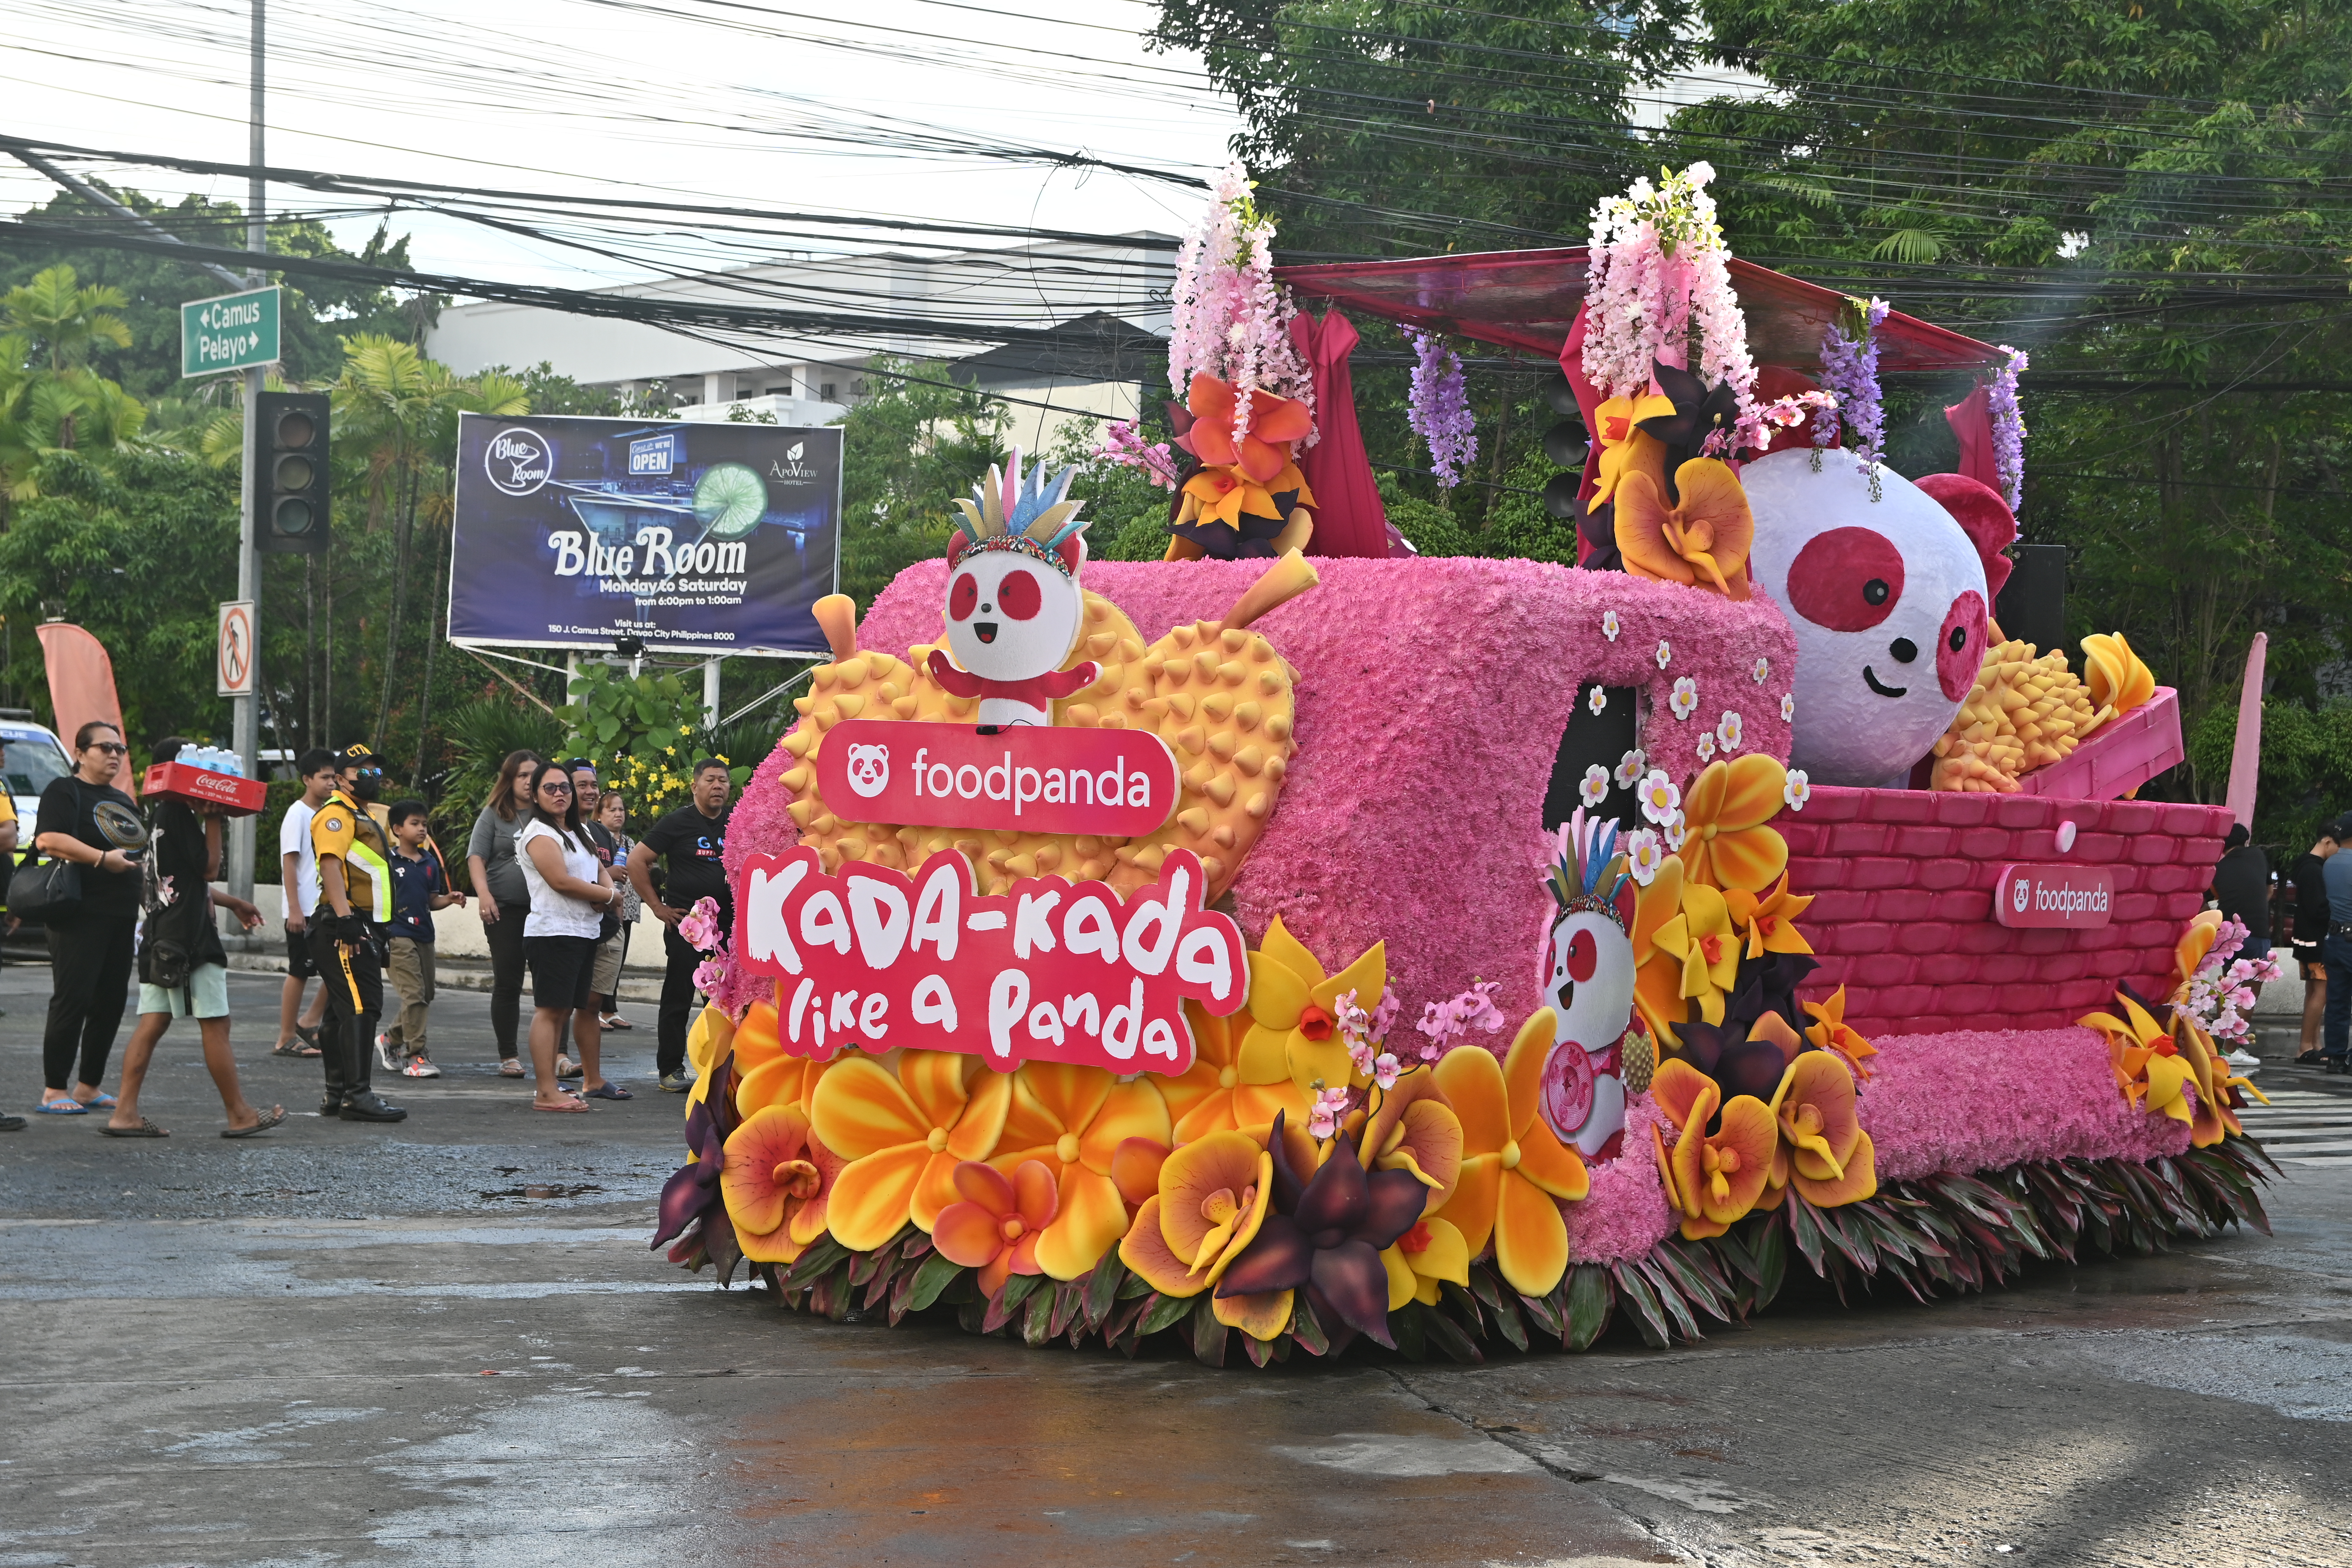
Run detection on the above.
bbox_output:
[517,759,622,1111]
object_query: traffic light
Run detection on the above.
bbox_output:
[254,390,330,555]
[1535,370,1590,524]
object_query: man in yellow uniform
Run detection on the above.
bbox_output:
[311,751,406,1123]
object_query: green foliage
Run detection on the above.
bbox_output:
[558,662,752,823]
[438,697,566,820]
[248,777,310,887]
[0,265,150,506]
[2186,697,2352,850]
[1041,414,1180,563]
[833,356,1007,609]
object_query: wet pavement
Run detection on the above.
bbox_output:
[5,961,2352,1565]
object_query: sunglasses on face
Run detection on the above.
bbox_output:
[88,742,128,756]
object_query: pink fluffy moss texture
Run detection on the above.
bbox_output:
[1552,1024,2192,1265]
[748,555,1800,1027]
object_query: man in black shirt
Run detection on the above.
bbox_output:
[2209,823,2273,962]
[627,758,732,1093]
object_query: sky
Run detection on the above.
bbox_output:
[3,0,1247,289]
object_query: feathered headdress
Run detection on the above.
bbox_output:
[1544,807,1631,926]
[950,449,1089,576]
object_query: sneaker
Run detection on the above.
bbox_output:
[2225,1048,2262,1074]
[402,1056,441,1078]
[659,1071,694,1094]
[376,1034,399,1073]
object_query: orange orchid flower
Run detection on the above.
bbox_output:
[932,1159,1058,1297]
[1157,999,1310,1145]
[1429,1008,1591,1296]
[733,995,833,1118]
[1358,1067,1465,1209]
[1648,1058,1776,1240]
[1117,1128,1274,1294]
[1585,392,1675,510]
[808,1050,1013,1250]
[2172,910,2223,995]
[989,1062,1173,1279]
[1677,756,1791,893]
[2077,992,2195,1123]
[1381,1216,1473,1309]
[1614,459,1754,599]
[1766,1051,1876,1207]
[720,1105,847,1264]
[1800,986,1878,1081]
[2169,1015,2270,1146]
[1725,874,1815,960]
[1184,373,1314,483]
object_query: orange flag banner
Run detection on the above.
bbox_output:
[35,623,133,797]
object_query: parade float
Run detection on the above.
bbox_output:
[650,163,2274,1364]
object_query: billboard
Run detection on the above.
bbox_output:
[448,413,842,655]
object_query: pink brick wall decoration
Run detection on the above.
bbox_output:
[1786,784,2232,1035]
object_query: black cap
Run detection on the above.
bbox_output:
[2225,822,2250,851]
[2330,815,2352,842]
[338,743,378,765]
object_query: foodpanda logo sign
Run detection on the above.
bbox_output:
[1992,863,2114,930]
[815,719,1178,838]
[484,428,551,497]
[842,743,890,799]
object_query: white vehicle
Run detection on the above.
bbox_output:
[0,716,74,835]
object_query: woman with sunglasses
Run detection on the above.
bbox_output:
[30,721,147,1115]
[516,760,623,1111]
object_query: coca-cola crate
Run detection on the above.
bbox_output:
[142,761,269,817]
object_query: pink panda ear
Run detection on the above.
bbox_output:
[946,531,973,569]
[1914,472,2016,602]
[1612,875,1637,934]
[1055,530,1086,577]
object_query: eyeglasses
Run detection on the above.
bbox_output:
[88,742,128,756]
[539,781,573,795]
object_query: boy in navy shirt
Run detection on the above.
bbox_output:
[379,800,463,1078]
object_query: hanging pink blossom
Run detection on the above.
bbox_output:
[1168,162,1314,452]
[1093,419,1180,490]
[1989,346,2029,512]
[1582,162,1763,453]
[1405,329,1477,487]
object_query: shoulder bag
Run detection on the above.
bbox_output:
[10,781,87,922]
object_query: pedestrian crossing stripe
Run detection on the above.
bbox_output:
[2236,1087,2352,1169]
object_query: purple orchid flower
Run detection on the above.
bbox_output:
[651,1095,728,1250]
[1216,1113,1429,1349]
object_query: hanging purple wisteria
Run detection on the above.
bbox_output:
[1405,329,1477,490]
[1816,295,1889,499]
[1989,346,2029,512]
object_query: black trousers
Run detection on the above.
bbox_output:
[313,920,385,1104]
[657,921,704,1077]
[484,898,529,1060]
[43,910,136,1092]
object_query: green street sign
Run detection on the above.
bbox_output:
[180,285,280,378]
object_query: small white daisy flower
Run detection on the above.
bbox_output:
[1716,710,1743,752]
[1602,609,1622,642]
[1656,639,1673,669]
[1579,763,1610,809]
[1614,748,1647,789]
[1753,656,1770,683]
[1670,675,1699,720]
[1783,769,1812,811]
[1638,769,1681,825]
[1623,828,1664,885]
[1588,685,1608,716]
[1781,691,1796,724]
[1696,732,1717,762]
[1663,814,1688,852]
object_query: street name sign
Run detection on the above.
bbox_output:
[180,285,280,377]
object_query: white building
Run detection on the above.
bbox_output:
[423,236,1174,450]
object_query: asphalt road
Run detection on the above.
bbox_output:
[4,958,2351,1567]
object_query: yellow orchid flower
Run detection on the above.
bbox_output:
[2078,991,2195,1122]
[2170,1015,2270,1146]
[1585,392,1675,510]
[1157,999,1310,1145]
[720,1105,846,1265]
[810,1050,1013,1249]
[1800,985,1878,1081]
[1725,874,1815,960]
[1358,1067,1465,1210]
[1381,1216,1473,1309]
[988,1062,1173,1279]
[1677,756,1791,893]
[1650,881,1741,1026]
[1648,1057,1776,1240]
[1766,1051,1877,1208]
[1631,855,1691,1043]
[2172,910,2222,995]
[1429,1008,1590,1296]
[1236,917,1385,1096]
[2081,631,2156,721]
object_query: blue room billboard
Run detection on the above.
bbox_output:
[448,413,842,656]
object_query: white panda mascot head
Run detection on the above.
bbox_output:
[932,452,1093,732]
[1535,808,1644,1161]
[1743,446,2018,788]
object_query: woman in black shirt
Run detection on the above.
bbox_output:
[31,720,147,1113]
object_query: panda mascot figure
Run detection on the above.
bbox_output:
[926,452,1099,734]
[1536,808,1647,1162]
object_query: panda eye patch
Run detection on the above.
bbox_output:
[996,568,1042,621]
[949,573,979,621]
[1566,927,1598,983]
[1786,527,1906,632]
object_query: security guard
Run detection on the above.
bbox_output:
[311,746,406,1123]
[338,743,449,884]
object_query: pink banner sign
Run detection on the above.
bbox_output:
[1992,863,2115,929]
[813,718,1179,838]
[732,846,1246,1075]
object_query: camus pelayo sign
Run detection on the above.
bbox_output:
[732,846,1247,1074]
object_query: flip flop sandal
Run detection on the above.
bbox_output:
[2295,1051,2325,1065]
[82,1092,118,1109]
[35,1099,88,1115]
[585,1082,634,1101]
[498,1059,527,1078]
[102,1117,168,1138]
[532,1098,591,1113]
[222,1107,289,1139]
[272,1040,324,1058]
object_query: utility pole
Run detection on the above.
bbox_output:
[229,0,265,920]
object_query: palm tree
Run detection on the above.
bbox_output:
[0,328,148,509]
[2,266,133,375]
